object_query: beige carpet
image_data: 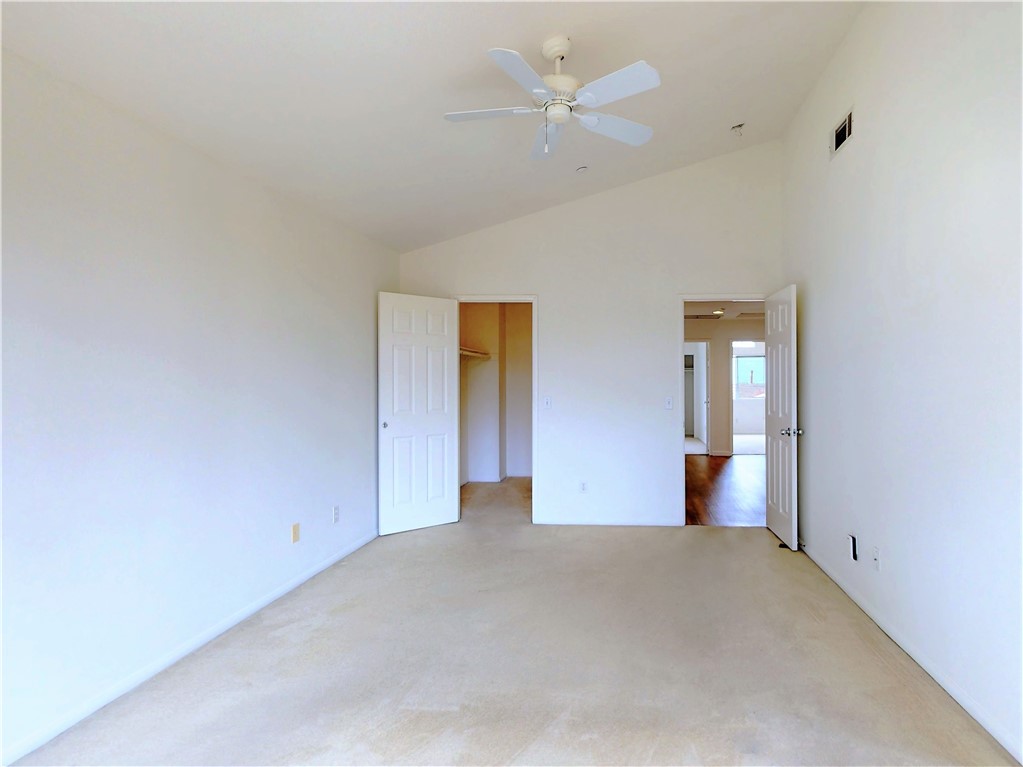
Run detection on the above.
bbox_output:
[18,479,1014,766]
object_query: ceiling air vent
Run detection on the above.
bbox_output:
[831,111,853,156]
[684,314,722,321]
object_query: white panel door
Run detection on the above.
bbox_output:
[378,292,459,535]
[766,285,799,549]
[693,342,709,447]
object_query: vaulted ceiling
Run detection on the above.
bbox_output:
[2,2,861,252]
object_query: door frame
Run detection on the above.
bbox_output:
[679,293,765,523]
[456,294,539,523]
[679,293,765,457]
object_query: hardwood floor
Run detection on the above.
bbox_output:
[685,454,765,526]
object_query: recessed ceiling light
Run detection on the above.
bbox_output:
[576,166,589,173]
[712,308,726,315]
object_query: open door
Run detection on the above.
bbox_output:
[378,292,459,535]
[693,342,709,448]
[765,284,799,549]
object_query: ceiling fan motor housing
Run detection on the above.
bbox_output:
[545,102,572,124]
[537,73,582,123]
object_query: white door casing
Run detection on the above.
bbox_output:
[765,284,799,550]
[378,292,459,535]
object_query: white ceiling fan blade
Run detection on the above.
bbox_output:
[488,48,554,101]
[574,61,660,108]
[576,112,653,146]
[530,122,564,160]
[445,107,537,122]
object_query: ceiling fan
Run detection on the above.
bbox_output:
[444,35,661,160]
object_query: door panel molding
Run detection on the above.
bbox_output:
[378,292,459,535]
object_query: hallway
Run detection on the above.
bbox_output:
[685,454,766,526]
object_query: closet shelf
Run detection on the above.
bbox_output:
[459,347,491,361]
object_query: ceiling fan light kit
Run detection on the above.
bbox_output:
[444,34,661,159]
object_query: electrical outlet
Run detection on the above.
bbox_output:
[664,396,673,410]
[332,505,340,524]
[543,396,553,409]
[872,547,881,571]
[291,523,300,543]
[579,481,587,493]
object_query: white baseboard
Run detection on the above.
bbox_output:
[3,531,377,766]
[807,550,1021,763]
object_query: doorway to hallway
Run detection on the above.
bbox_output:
[682,298,766,527]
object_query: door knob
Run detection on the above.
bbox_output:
[794,428,804,436]
[780,427,791,436]
[382,422,389,429]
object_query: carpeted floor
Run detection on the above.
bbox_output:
[18,478,1014,766]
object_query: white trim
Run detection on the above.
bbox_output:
[680,293,765,302]
[455,295,538,524]
[455,294,535,303]
[2,531,377,766]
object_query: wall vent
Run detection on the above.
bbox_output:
[684,314,721,321]
[831,111,853,156]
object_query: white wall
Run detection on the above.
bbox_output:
[691,341,708,445]
[1,54,398,764]
[683,370,696,437]
[459,303,502,482]
[503,303,532,477]
[782,4,1021,760]
[732,400,764,435]
[684,319,765,454]
[402,142,784,524]
[498,304,508,478]
[682,342,700,439]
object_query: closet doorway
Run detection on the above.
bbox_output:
[458,297,536,523]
